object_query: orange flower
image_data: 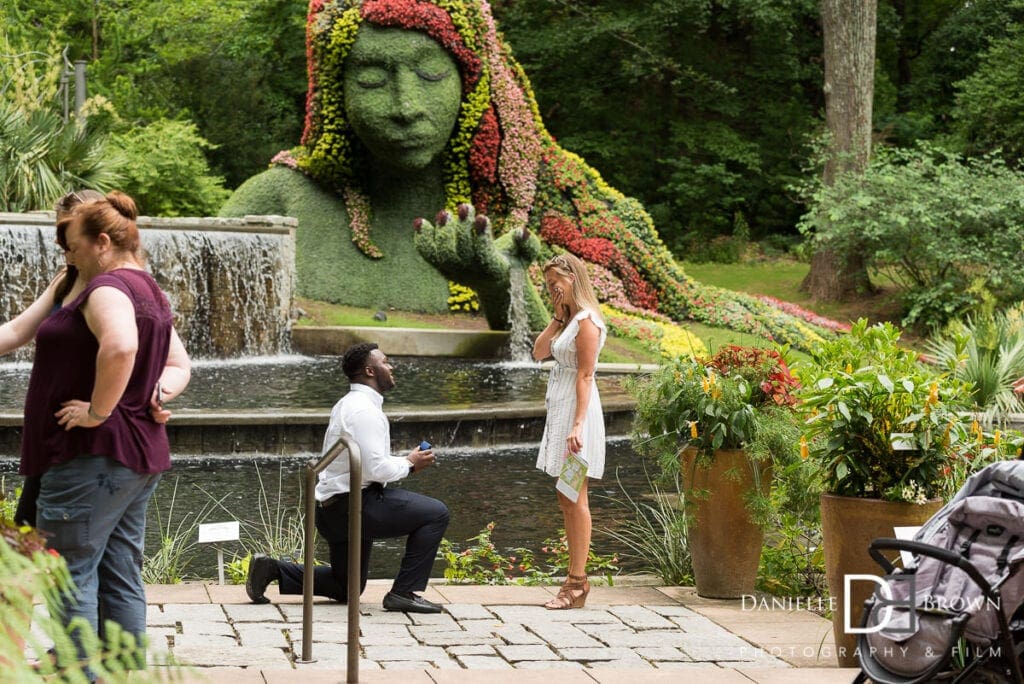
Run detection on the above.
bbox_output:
[800,436,809,460]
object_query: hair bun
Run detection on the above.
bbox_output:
[105,191,138,221]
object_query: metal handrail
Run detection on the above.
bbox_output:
[296,434,362,683]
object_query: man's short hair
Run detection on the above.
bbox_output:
[342,343,379,382]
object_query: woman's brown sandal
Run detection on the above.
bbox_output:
[543,573,590,610]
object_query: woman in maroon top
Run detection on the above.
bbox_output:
[21,191,190,668]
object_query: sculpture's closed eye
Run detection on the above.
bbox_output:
[415,68,449,83]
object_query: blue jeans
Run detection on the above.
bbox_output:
[37,455,161,665]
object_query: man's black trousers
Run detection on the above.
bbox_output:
[276,482,450,601]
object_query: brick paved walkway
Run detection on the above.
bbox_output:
[114,580,860,683]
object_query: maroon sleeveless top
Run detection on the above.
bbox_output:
[20,269,174,477]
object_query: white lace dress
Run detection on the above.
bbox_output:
[536,309,607,479]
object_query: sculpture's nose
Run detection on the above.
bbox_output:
[389,67,428,122]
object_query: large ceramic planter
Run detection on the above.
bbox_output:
[820,493,942,667]
[681,447,770,599]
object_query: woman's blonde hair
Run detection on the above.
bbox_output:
[542,252,603,323]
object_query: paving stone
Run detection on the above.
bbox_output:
[682,645,763,662]
[224,604,287,623]
[648,605,702,619]
[285,622,353,644]
[172,633,238,649]
[652,660,729,669]
[444,604,497,620]
[672,616,737,637]
[557,647,646,662]
[456,619,506,635]
[278,603,361,623]
[413,630,502,646]
[358,633,421,646]
[679,634,757,650]
[409,613,459,628]
[606,606,678,630]
[494,644,561,661]
[362,645,448,661]
[159,604,227,622]
[235,625,291,648]
[488,605,619,625]
[146,605,177,627]
[146,626,178,638]
[526,623,604,648]
[577,626,692,648]
[455,656,514,668]
[446,644,498,656]
[634,646,692,661]
[169,644,290,667]
[360,623,414,638]
[512,660,586,669]
[177,619,235,637]
[586,658,654,669]
[380,660,433,669]
[492,624,545,644]
[288,656,381,670]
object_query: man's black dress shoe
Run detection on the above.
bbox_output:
[246,554,279,604]
[382,591,443,614]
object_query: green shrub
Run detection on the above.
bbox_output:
[110,119,230,217]
[797,143,1024,331]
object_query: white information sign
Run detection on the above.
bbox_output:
[198,521,240,544]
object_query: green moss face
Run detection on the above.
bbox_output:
[344,26,462,174]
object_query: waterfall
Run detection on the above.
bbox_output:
[0,213,296,360]
[506,262,533,362]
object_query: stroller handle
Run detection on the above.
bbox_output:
[869,538,994,596]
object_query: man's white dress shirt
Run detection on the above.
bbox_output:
[315,384,412,501]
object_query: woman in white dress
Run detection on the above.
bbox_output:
[532,252,606,609]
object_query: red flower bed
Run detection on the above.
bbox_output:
[540,213,658,310]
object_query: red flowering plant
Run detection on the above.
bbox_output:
[707,345,800,408]
[629,346,806,526]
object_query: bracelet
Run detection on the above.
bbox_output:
[88,404,111,421]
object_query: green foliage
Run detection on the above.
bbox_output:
[111,119,230,217]
[926,304,1024,422]
[143,477,213,584]
[940,425,1024,500]
[0,515,174,680]
[631,356,758,466]
[599,472,692,586]
[492,0,823,244]
[796,319,975,501]
[0,31,122,211]
[198,462,305,561]
[797,143,1024,331]
[439,523,619,585]
[953,28,1024,160]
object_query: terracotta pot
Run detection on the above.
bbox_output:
[681,447,770,599]
[820,493,942,667]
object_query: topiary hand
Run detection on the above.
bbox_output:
[414,203,546,330]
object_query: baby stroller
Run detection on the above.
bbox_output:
[854,460,1024,683]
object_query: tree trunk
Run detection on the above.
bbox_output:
[802,0,877,301]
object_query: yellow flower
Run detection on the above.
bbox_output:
[845,363,853,374]
[689,421,698,439]
[800,436,809,460]
[995,430,1002,446]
